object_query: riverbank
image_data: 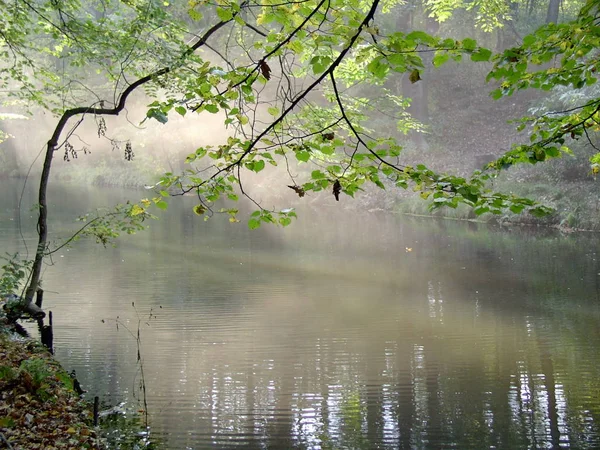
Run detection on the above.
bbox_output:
[0,321,102,449]
[391,178,600,232]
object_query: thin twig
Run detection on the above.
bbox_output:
[44,211,123,256]
[184,0,382,193]
[0,432,14,449]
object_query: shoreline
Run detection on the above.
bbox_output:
[0,319,103,449]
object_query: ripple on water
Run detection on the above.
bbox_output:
[5,185,600,449]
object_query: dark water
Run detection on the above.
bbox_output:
[2,182,600,449]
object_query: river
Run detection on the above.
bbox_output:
[2,181,600,449]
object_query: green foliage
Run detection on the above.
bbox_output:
[0,416,16,429]
[20,358,54,400]
[9,357,75,401]
[487,0,600,175]
[425,0,513,31]
[247,208,297,229]
[0,254,31,298]
[100,406,160,450]
[6,0,597,233]
[0,364,18,382]
[144,0,551,225]
[73,202,157,248]
[0,0,190,113]
[20,358,51,388]
[55,370,75,392]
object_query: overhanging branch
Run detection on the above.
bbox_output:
[24,15,235,306]
[185,0,382,192]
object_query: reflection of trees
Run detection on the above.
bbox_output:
[3,184,600,448]
[151,272,599,449]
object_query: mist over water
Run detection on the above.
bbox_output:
[2,182,600,449]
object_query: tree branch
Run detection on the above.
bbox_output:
[186,0,382,192]
[24,16,234,305]
[330,72,406,173]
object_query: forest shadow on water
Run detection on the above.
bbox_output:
[2,182,600,449]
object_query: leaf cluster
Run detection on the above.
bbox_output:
[133,0,555,226]
[0,254,32,299]
[487,0,600,175]
[0,0,189,112]
[7,0,592,232]
[73,202,157,248]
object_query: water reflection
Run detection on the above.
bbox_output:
[2,182,600,449]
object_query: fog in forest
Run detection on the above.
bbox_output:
[1,0,600,449]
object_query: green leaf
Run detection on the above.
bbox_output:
[471,48,492,62]
[490,89,503,100]
[295,150,310,162]
[462,38,477,51]
[367,57,389,79]
[248,218,261,229]
[529,206,552,217]
[188,9,203,21]
[287,40,304,54]
[204,104,219,114]
[310,56,332,74]
[406,30,436,45]
[0,416,15,428]
[146,109,168,124]
[130,204,145,216]
[509,204,525,214]
[200,83,212,94]
[522,35,536,47]
[175,106,187,117]
[251,160,265,172]
[216,7,233,21]
[432,52,450,67]
[267,106,280,116]
[279,216,292,227]
[155,200,168,210]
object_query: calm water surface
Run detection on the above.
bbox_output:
[2,182,600,449]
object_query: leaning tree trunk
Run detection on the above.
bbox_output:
[20,19,230,318]
[23,114,73,318]
[22,140,55,318]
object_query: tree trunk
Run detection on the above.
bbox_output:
[18,17,240,318]
[23,140,56,318]
[546,0,560,23]
[401,64,430,150]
